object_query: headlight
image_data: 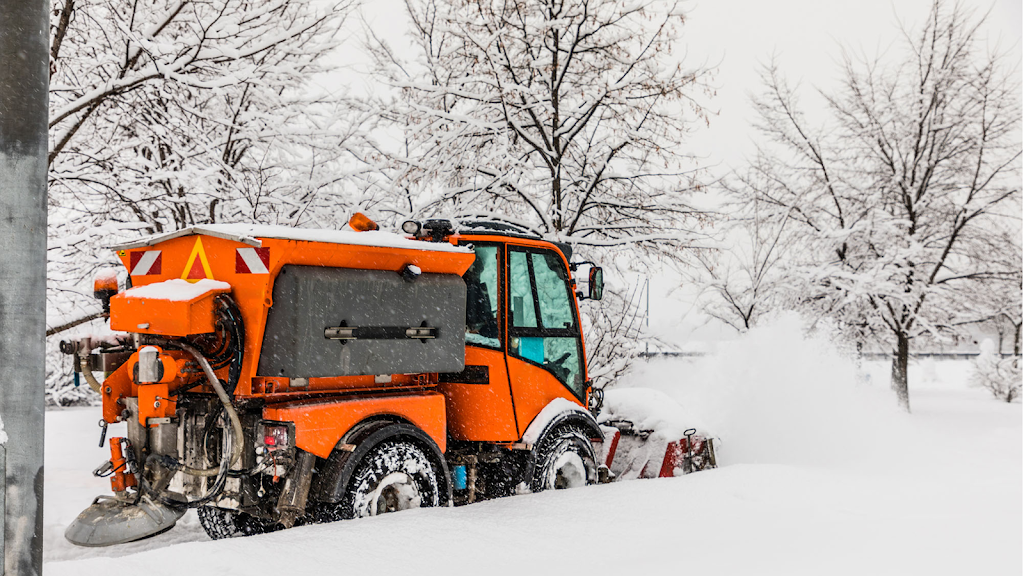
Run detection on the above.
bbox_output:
[401,220,421,235]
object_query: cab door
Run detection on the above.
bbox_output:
[438,242,520,441]
[504,244,587,431]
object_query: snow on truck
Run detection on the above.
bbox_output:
[61,216,716,547]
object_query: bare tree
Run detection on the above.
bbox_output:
[48,0,366,231]
[731,1,1021,411]
[367,0,714,243]
[696,193,792,332]
[969,225,1023,356]
[365,0,714,380]
[963,223,1021,402]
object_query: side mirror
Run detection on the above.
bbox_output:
[588,267,604,301]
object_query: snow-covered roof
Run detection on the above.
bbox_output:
[109,224,470,253]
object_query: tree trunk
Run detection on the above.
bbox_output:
[890,331,910,412]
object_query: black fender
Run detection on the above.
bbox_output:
[308,420,452,506]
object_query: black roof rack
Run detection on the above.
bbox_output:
[457,220,573,263]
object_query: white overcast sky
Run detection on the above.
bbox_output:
[678,0,1022,172]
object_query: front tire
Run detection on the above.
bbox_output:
[530,426,598,492]
[338,440,442,519]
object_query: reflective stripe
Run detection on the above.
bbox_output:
[237,248,269,274]
[131,251,161,275]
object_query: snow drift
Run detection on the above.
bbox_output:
[613,314,910,467]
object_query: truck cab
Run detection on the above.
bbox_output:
[443,223,595,444]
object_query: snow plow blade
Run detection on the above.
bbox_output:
[64,495,185,547]
[597,421,717,481]
[598,420,716,477]
[594,388,717,481]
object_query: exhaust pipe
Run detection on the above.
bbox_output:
[276,449,316,528]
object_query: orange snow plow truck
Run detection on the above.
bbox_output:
[62,217,715,546]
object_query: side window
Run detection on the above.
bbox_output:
[464,244,501,349]
[509,251,537,328]
[533,252,575,330]
[508,248,585,397]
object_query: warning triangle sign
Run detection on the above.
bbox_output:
[181,237,214,282]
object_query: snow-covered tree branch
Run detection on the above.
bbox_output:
[367,0,714,244]
[45,0,377,402]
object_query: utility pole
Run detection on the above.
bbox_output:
[0,0,50,573]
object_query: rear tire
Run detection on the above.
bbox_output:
[197,506,279,540]
[530,426,598,492]
[336,440,442,519]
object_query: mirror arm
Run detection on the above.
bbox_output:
[569,260,597,272]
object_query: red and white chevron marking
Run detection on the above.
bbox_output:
[235,247,270,274]
[129,250,162,276]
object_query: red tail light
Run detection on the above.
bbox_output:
[260,423,290,450]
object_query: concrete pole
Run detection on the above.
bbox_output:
[0,0,50,573]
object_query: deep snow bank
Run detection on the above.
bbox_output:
[42,348,1020,574]
[45,393,1021,576]
[614,314,910,467]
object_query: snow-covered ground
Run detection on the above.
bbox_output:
[43,321,1021,575]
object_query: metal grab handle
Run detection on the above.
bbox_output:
[324,325,437,340]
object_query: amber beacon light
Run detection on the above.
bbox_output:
[348,212,379,232]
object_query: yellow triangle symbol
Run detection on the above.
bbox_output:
[181,237,214,283]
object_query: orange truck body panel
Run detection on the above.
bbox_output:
[506,355,581,434]
[262,392,447,458]
[110,282,229,336]
[112,231,474,396]
[438,346,520,441]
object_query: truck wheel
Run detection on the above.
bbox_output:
[197,506,279,540]
[339,440,442,519]
[530,426,598,492]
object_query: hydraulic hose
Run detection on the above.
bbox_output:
[170,341,244,476]
[77,353,103,394]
